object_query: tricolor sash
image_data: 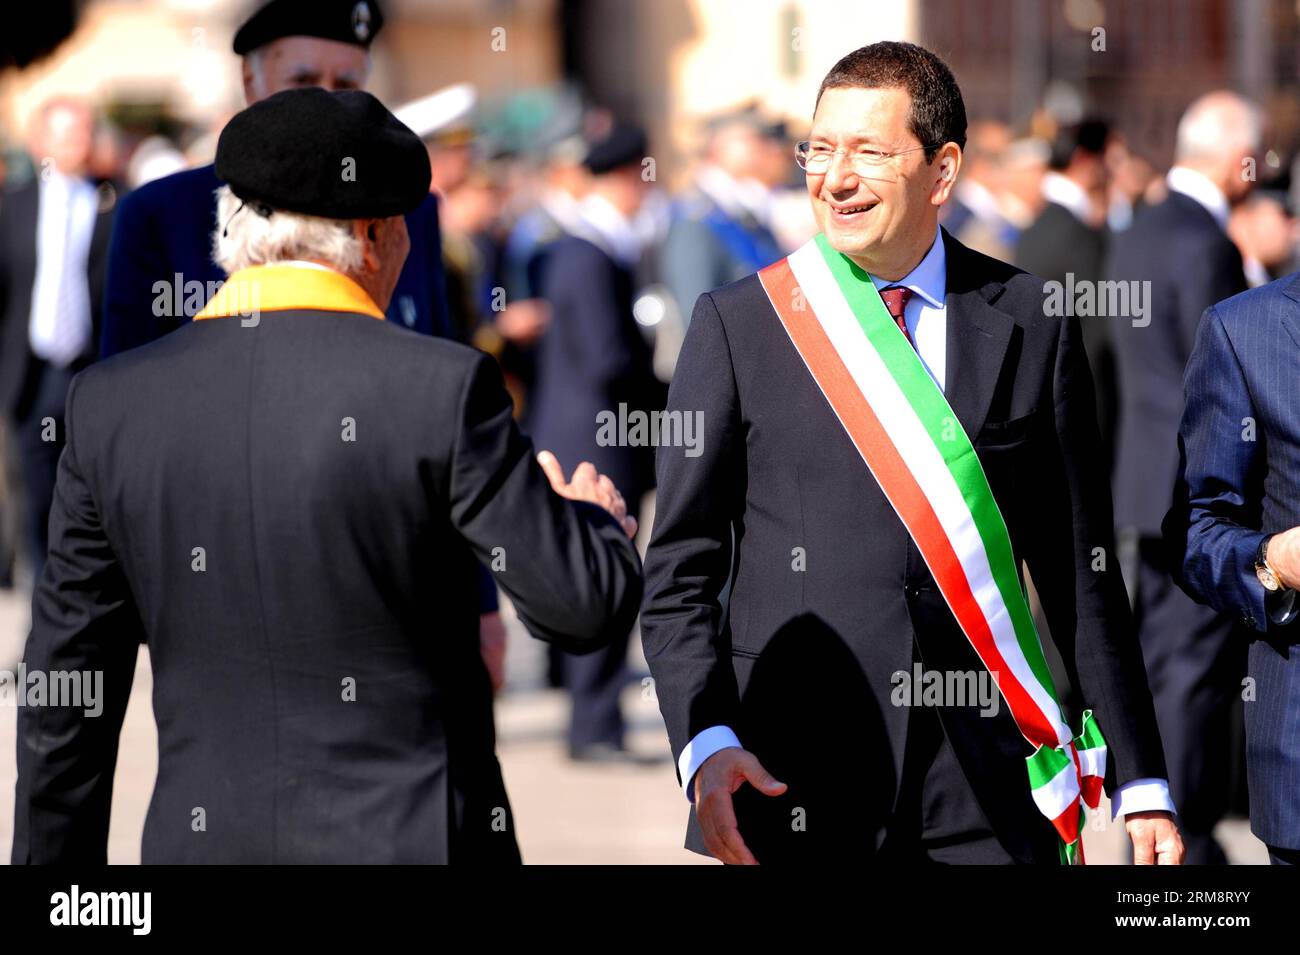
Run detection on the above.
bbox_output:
[758,234,1106,865]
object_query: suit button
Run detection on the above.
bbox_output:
[905,585,921,598]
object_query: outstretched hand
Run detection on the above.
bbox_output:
[537,451,638,539]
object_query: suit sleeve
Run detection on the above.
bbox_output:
[100,188,172,358]
[1024,312,1169,789]
[11,374,142,863]
[640,293,744,784]
[1163,305,1271,630]
[446,351,642,651]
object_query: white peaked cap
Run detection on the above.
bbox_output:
[394,83,478,140]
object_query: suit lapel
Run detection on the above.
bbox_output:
[942,229,1015,441]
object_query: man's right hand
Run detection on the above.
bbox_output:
[694,746,787,865]
[537,450,637,539]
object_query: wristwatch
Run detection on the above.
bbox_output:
[1255,535,1284,592]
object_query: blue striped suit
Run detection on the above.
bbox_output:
[1166,274,1300,856]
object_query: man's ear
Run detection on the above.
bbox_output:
[930,142,962,206]
[353,218,381,273]
[240,59,259,105]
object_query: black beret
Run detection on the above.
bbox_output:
[583,124,648,175]
[215,88,431,219]
[233,0,384,56]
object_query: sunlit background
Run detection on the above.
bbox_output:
[3,0,1292,863]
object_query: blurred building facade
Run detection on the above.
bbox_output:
[924,0,1300,167]
[3,1,1300,194]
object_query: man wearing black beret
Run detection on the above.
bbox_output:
[101,0,509,697]
[101,0,430,357]
[12,87,644,864]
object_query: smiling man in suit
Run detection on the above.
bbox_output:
[641,41,1183,865]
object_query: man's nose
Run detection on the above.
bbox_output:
[823,150,860,193]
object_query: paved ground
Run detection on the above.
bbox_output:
[0,583,1268,865]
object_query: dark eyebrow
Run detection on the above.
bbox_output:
[807,132,892,147]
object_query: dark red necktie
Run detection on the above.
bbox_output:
[879,285,914,346]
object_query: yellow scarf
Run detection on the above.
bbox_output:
[194,263,385,321]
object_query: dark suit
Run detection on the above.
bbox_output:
[0,177,114,581]
[1106,189,1250,863]
[1165,275,1300,857]
[1014,200,1116,477]
[642,230,1167,862]
[1109,191,1248,534]
[12,308,642,863]
[100,164,452,357]
[532,235,666,751]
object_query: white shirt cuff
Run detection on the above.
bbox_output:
[1110,777,1177,819]
[678,725,742,802]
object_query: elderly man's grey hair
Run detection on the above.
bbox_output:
[213,184,364,274]
[1175,91,1263,163]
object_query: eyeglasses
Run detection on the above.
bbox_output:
[795,141,939,175]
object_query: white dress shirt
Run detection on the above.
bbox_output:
[570,193,642,268]
[695,164,774,229]
[870,225,947,390]
[679,225,1176,821]
[1041,171,1094,225]
[1165,166,1230,231]
[28,170,97,367]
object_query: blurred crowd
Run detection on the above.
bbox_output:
[0,46,1293,857]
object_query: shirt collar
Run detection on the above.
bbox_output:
[195,262,385,320]
[1041,171,1093,224]
[869,224,946,309]
[696,165,771,223]
[573,194,641,266]
[954,178,1004,222]
[1166,166,1230,230]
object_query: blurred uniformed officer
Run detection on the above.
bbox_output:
[533,125,667,762]
[101,0,452,353]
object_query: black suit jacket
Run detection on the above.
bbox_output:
[641,229,1167,863]
[0,177,114,418]
[1106,190,1247,535]
[1014,201,1117,474]
[12,309,642,864]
